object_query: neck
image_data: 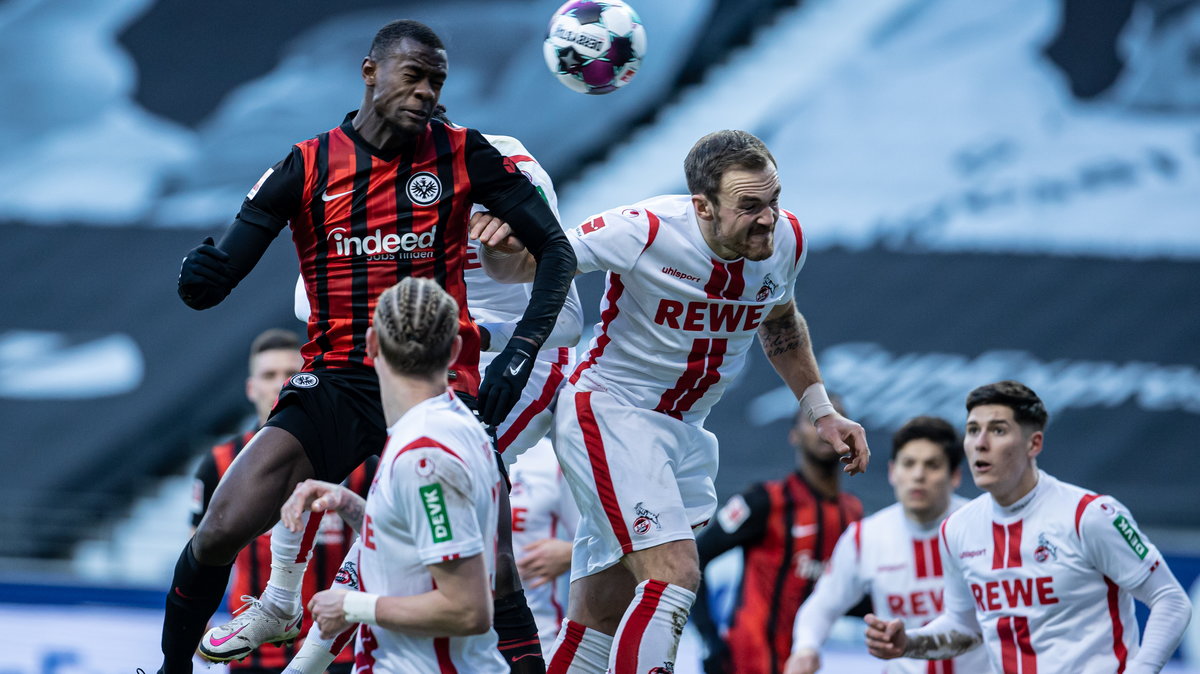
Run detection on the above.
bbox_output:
[904,499,950,527]
[352,97,413,151]
[378,371,448,426]
[992,467,1040,508]
[799,459,839,499]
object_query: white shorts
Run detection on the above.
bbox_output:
[480,347,573,466]
[553,382,719,581]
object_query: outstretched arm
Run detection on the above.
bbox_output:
[758,301,870,475]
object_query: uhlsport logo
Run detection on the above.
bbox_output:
[327,226,437,260]
[407,171,442,206]
[290,373,318,388]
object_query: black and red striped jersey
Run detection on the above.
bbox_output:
[192,431,377,671]
[693,472,862,674]
[235,114,541,395]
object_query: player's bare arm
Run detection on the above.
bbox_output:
[758,301,870,475]
[281,479,366,534]
[309,554,493,639]
[865,613,981,661]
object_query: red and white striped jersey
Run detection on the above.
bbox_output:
[508,438,579,655]
[355,391,506,673]
[794,499,990,674]
[939,471,1162,673]
[568,194,806,424]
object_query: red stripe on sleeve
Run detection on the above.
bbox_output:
[783,209,804,267]
[1075,493,1102,537]
[1105,577,1129,672]
[643,211,660,252]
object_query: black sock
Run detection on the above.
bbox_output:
[494,590,546,673]
[159,539,232,674]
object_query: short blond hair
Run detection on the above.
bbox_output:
[373,277,459,376]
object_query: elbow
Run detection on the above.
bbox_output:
[453,603,493,636]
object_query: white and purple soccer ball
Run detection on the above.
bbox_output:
[542,0,646,95]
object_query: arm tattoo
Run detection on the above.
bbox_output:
[904,631,982,659]
[758,309,809,359]
[337,492,366,534]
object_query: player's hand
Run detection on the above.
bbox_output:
[477,339,536,426]
[815,413,870,476]
[516,538,572,589]
[281,479,347,532]
[309,588,350,639]
[784,648,821,674]
[864,613,907,660]
[470,211,526,255]
[178,236,237,310]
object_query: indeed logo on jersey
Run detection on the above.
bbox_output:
[327,226,437,260]
[654,299,767,332]
[970,577,1059,611]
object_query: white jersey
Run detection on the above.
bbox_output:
[508,438,579,656]
[355,391,506,673]
[939,470,1163,673]
[793,499,990,674]
[567,194,806,424]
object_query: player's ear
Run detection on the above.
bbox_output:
[362,57,377,86]
[448,335,463,369]
[366,326,379,359]
[691,194,715,221]
[1027,429,1043,460]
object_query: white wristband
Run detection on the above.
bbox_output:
[800,383,836,424]
[342,591,379,625]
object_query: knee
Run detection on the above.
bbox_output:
[192,517,251,565]
[658,562,701,594]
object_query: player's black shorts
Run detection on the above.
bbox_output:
[265,367,386,483]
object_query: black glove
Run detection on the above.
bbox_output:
[178,237,237,310]
[477,342,535,427]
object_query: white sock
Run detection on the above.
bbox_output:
[547,619,614,674]
[608,580,695,674]
[281,623,356,674]
[261,514,317,617]
[282,538,364,674]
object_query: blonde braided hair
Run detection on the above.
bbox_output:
[373,277,459,376]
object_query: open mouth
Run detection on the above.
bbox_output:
[974,460,992,473]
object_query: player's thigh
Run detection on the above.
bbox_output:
[566,561,637,635]
[194,426,313,564]
[554,387,698,582]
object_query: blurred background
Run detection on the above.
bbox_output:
[1,0,1198,670]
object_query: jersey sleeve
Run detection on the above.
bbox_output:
[778,209,808,308]
[793,521,868,651]
[939,517,980,622]
[390,447,485,566]
[236,147,305,233]
[464,129,545,217]
[1078,495,1163,589]
[567,207,653,276]
[191,451,219,528]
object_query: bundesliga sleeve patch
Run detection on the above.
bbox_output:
[717,493,750,533]
[420,483,454,543]
[246,167,274,199]
[1113,515,1148,559]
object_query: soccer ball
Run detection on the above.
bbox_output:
[543,0,647,95]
